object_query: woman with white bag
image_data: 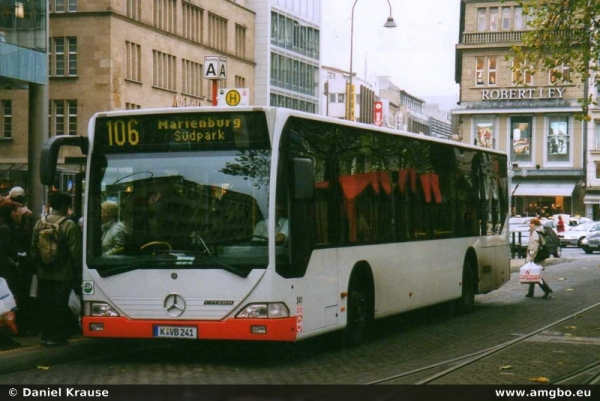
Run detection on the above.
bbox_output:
[525,218,553,298]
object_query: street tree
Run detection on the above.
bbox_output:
[509,0,600,119]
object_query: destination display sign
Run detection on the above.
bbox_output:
[94,111,270,153]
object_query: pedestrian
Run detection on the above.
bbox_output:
[0,200,20,348]
[557,215,565,233]
[525,218,553,299]
[6,187,36,335]
[0,200,20,293]
[30,191,82,346]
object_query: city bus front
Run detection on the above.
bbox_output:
[81,108,297,341]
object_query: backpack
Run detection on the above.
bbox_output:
[37,216,68,269]
[534,230,550,263]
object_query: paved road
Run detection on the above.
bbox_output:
[1,255,599,385]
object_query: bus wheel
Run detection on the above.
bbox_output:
[455,258,476,315]
[343,269,373,347]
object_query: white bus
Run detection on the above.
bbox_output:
[41,107,510,345]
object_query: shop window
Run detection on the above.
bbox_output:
[511,117,532,162]
[547,116,570,163]
[474,118,495,149]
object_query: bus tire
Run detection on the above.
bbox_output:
[455,257,477,315]
[343,266,374,347]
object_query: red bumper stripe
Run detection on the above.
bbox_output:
[82,316,298,342]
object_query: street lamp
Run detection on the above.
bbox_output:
[346,0,397,121]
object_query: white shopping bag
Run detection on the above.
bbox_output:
[68,290,81,316]
[519,261,543,284]
[0,277,17,314]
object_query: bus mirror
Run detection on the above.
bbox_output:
[40,135,89,186]
[292,158,313,200]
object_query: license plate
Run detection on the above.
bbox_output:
[153,326,197,339]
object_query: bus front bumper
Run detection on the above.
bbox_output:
[82,316,298,342]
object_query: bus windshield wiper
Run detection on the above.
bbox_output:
[188,251,250,278]
[98,260,174,278]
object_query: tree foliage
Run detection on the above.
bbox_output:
[510,0,600,118]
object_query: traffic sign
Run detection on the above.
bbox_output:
[218,88,250,106]
[204,55,227,80]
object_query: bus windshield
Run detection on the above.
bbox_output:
[86,111,272,277]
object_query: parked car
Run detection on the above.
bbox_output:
[509,217,533,231]
[510,225,562,259]
[557,221,600,247]
[580,232,600,254]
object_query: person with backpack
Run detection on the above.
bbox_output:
[525,218,553,299]
[30,191,81,346]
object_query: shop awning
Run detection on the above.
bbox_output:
[511,181,576,197]
[583,194,600,204]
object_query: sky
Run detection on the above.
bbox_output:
[320,0,461,106]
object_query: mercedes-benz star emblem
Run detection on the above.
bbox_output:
[164,293,186,317]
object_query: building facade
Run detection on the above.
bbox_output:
[0,0,47,205]
[453,0,586,218]
[1,0,256,203]
[248,0,321,113]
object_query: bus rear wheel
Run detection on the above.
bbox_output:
[455,258,476,315]
[343,268,373,347]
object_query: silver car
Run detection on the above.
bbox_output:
[557,221,600,247]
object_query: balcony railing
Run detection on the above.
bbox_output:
[462,30,526,44]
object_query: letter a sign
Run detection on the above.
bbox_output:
[204,55,227,80]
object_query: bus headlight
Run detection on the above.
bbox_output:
[236,302,289,319]
[85,302,120,317]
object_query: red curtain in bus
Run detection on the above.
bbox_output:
[339,171,391,242]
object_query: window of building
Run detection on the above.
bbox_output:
[478,6,525,32]
[549,62,571,84]
[474,117,496,149]
[153,0,176,33]
[511,116,532,162]
[125,103,141,110]
[595,121,600,150]
[501,8,511,30]
[49,100,77,136]
[235,75,245,88]
[126,0,141,20]
[182,59,203,98]
[489,7,498,31]
[338,94,345,103]
[514,7,523,29]
[512,57,534,85]
[1,100,12,139]
[51,0,77,12]
[183,2,203,43]
[208,13,227,52]
[125,41,141,82]
[475,56,496,86]
[547,115,570,163]
[235,24,246,58]
[328,93,336,103]
[49,37,77,77]
[595,162,600,180]
[152,50,176,91]
[477,8,486,31]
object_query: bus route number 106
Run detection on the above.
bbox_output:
[106,119,140,147]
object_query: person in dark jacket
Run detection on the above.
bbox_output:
[30,191,82,346]
[525,218,553,298]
